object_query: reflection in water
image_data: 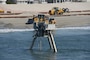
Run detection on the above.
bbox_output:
[30,50,57,60]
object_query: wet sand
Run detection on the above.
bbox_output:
[0,18,33,29]
[0,15,90,29]
[54,15,90,28]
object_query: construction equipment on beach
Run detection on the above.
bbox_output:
[49,7,69,15]
[62,8,69,13]
[26,14,57,53]
[0,9,4,13]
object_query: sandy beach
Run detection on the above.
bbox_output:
[0,15,90,29]
[0,3,90,29]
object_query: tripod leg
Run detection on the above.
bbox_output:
[47,36,53,49]
[49,31,57,53]
[30,37,37,50]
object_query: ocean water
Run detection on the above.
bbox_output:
[0,27,90,60]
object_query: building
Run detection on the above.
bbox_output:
[16,0,47,4]
[16,0,88,4]
[0,0,89,4]
[0,0,6,4]
[48,0,87,3]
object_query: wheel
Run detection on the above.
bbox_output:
[49,10,52,15]
[59,12,63,15]
[62,8,65,12]
[65,8,69,12]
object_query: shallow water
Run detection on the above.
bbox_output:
[0,28,90,60]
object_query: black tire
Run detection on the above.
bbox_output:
[49,10,52,15]
[62,8,65,12]
[65,8,69,12]
[59,12,63,15]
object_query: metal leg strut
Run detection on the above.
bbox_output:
[30,37,37,50]
[30,31,57,53]
[47,36,54,49]
[49,31,57,53]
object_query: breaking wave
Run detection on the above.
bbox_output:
[0,29,34,33]
[56,26,90,30]
[0,26,90,33]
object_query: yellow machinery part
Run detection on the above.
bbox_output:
[39,18,44,22]
[45,20,49,24]
[50,9,55,15]
[49,20,56,24]
[51,20,56,24]
[33,15,56,24]
[58,9,64,14]
[0,9,4,13]
[34,17,39,23]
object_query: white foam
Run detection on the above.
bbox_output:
[0,27,90,33]
[0,29,34,33]
[56,27,90,30]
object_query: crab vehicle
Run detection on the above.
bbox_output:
[49,7,70,15]
[26,14,56,36]
[49,7,64,15]
[26,14,57,52]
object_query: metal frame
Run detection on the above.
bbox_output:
[30,30,57,53]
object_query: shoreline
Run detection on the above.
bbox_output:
[0,15,90,29]
[0,26,90,33]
